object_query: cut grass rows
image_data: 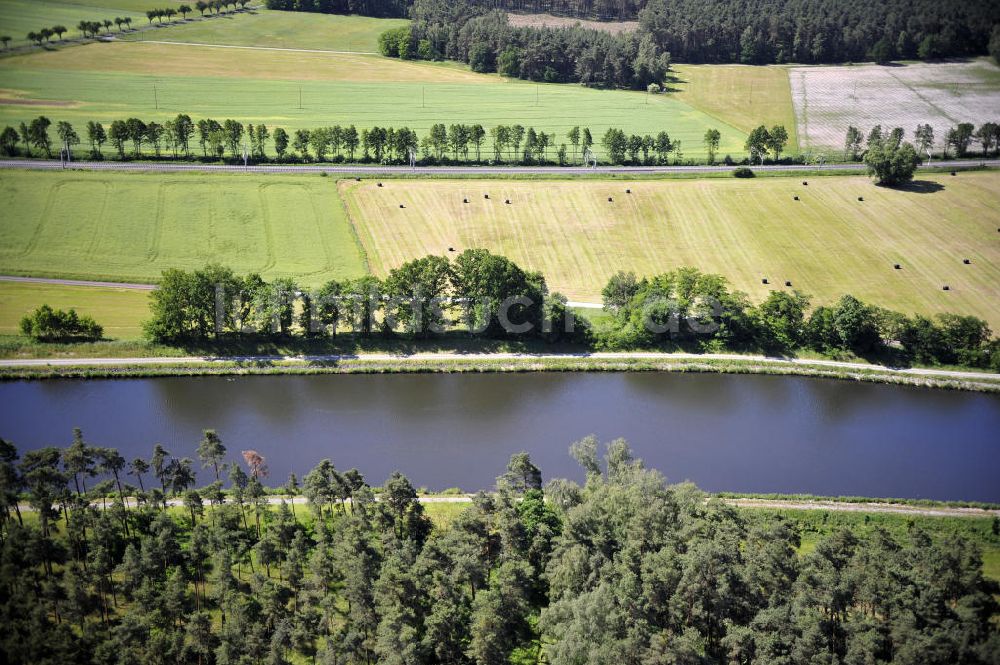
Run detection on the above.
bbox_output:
[341,172,1000,329]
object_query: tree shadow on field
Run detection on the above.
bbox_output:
[894,180,945,195]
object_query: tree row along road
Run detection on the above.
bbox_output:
[1,158,997,176]
[1,352,998,383]
[19,495,1000,518]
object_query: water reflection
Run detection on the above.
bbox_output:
[2,373,998,501]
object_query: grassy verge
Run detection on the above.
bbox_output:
[715,492,1000,511]
[3,354,999,392]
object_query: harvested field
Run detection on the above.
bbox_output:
[507,13,638,34]
[790,58,1000,156]
[342,173,1000,328]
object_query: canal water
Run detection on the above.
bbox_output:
[2,372,998,501]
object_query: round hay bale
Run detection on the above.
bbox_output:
[626,189,631,194]
[608,197,614,202]
[858,196,864,201]
[484,194,490,199]
[785,281,792,287]
[950,171,957,176]
[802,181,808,186]
[505,199,511,204]
[943,285,950,291]
[963,259,971,265]
[377,182,383,187]
[793,196,799,201]
[761,278,769,285]
[399,204,405,209]
[894,264,901,270]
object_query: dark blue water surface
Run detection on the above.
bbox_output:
[1,373,998,501]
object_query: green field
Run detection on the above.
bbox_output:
[0,170,367,285]
[121,8,409,52]
[0,0,181,47]
[0,280,149,337]
[342,172,1000,328]
[0,41,748,160]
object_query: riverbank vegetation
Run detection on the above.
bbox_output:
[1,434,998,664]
[102,255,1000,374]
[4,354,999,393]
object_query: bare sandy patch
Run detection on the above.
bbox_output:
[508,13,638,34]
[790,58,1000,155]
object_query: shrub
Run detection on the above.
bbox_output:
[378,27,410,58]
[864,140,920,186]
[732,167,755,178]
[20,304,103,341]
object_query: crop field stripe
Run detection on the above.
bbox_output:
[0,170,367,286]
[0,42,749,160]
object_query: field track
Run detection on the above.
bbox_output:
[1,351,998,385]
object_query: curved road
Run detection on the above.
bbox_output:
[1,351,998,384]
[2,158,997,176]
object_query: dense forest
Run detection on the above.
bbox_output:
[1,434,998,665]
[268,0,1000,71]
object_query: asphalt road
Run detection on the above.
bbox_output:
[2,158,997,176]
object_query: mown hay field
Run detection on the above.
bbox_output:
[0,170,367,286]
[670,63,799,153]
[341,172,1000,328]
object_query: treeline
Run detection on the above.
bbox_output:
[637,0,1000,64]
[2,433,998,664]
[0,115,724,165]
[17,1,250,47]
[595,267,999,369]
[272,0,999,69]
[388,5,671,88]
[845,122,1000,162]
[137,255,1000,371]
[143,250,575,344]
[264,0,410,18]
